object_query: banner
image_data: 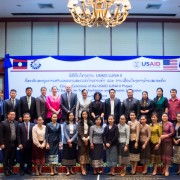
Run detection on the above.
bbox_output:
[4,55,180,100]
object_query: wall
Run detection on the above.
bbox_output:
[0,21,180,57]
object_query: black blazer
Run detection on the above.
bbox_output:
[17,122,35,148]
[4,98,19,120]
[104,98,121,124]
[0,120,19,146]
[61,92,78,120]
[36,95,47,120]
[18,96,37,122]
[121,98,140,120]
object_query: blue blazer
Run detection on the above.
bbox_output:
[63,122,78,144]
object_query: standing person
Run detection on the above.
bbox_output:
[32,117,46,176]
[160,113,174,177]
[0,89,5,122]
[90,116,104,175]
[36,87,48,124]
[139,91,154,124]
[17,113,35,175]
[139,115,151,175]
[78,110,92,176]
[104,89,121,124]
[173,112,180,175]
[62,112,78,176]
[89,92,104,123]
[150,112,162,176]
[0,111,19,176]
[121,89,140,121]
[46,113,62,176]
[4,89,19,121]
[76,89,91,121]
[46,86,61,124]
[61,84,78,122]
[128,111,140,175]
[117,114,130,177]
[18,87,37,123]
[103,115,119,176]
[153,87,168,122]
[168,88,180,126]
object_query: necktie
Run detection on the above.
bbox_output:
[67,93,71,109]
[28,97,31,110]
[12,99,15,109]
[25,122,28,140]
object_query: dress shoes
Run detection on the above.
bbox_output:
[8,170,17,175]
[26,169,32,175]
[20,171,25,176]
[4,171,10,176]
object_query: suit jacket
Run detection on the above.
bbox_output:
[104,98,121,124]
[36,95,47,120]
[18,96,37,122]
[0,99,5,121]
[121,98,140,121]
[4,98,19,120]
[0,119,19,146]
[63,122,78,144]
[17,122,35,148]
[61,92,77,120]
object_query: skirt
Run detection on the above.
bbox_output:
[161,140,172,165]
[32,142,45,165]
[106,146,118,167]
[118,143,130,165]
[151,142,161,164]
[140,141,151,164]
[61,143,77,166]
[173,145,180,164]
[46,141,59,164]
[129,140,140,162]
[90,144,104,168]
[78,135,90,165]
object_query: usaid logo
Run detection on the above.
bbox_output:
[133,60,141,69]
[142,62,161,67]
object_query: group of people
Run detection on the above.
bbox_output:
[0,84,179,177]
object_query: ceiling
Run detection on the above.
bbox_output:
[0,0,180,19]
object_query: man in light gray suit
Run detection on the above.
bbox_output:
[36,87,47,124]
[61,84,77,122]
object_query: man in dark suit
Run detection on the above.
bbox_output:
[121,89,140,121]
[4,89,19,121]
[18,87,37,123]
[0,111,19,176]
[104,89,121,124]
[17,113,34,175]
[61,84,77,122]
[36,87,47,123]
[0,89,5,122]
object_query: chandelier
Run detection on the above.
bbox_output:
[67,0,131,28]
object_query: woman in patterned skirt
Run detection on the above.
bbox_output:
[139,115,151,175]
[150,112,162,175]
[78,110,92,175]
[45,113,62,176]
[90,116,104,174]
[62,112,78,176]
[117,115,130,176]
[173,112,180,175]
[161,113,174,177]
[128,111,140,175]
[103,115,119,176]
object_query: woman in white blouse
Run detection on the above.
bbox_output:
[76,89,91,121]
[32,117,46,176]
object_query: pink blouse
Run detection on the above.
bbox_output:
[162,121,174,142]
[46,95,62,118]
